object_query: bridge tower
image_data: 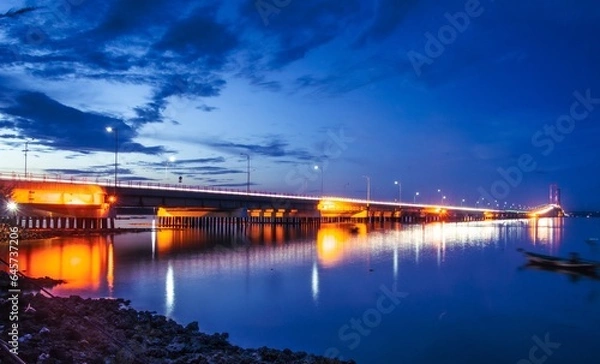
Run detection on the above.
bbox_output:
[549,184,561,205]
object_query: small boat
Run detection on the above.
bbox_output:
[517,249,598,271]
[585,238,599,244]
[523,263,600,281]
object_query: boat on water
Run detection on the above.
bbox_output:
[517,249,598,271]
[586,237,599,244]
[523,262,600,281]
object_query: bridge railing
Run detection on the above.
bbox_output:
[0,171,320,200]
[0,171,533,213]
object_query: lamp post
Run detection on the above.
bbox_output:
[442,195,447,205]
[314,165,324,196]
[394,180,401,202]
[414,192,419,203]
[165,156,176,179]
[362,175,371,207]
[22,140,30,178]
[106,126,118,198]
[240,153,250,193]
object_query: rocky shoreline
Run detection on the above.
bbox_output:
[0,271,65,293]
[1,294,354,364]
[0,273,353,364]
[0,225,354,363]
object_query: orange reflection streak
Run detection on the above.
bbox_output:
[107,241,114,296]
[19,237,109,291]
[528,217,563,252]
[317,224,366,268]
[156,229,175,254]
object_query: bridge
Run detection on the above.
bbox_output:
[0,173,565,230]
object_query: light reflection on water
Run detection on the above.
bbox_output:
[3,217,599,364]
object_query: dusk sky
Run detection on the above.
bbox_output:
[1,0,599,209]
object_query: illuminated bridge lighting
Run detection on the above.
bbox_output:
[6,201,18,212]
[529,204,563,216]
[0,173,533,214]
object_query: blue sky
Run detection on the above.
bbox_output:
[1,0,599,209]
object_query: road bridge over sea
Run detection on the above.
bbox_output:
[0,173,565,230]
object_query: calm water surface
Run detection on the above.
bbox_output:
[6,217,600,363]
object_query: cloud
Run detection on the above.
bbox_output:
[2,1,238,127]
[196,104,218,112]
[170,157,226,165]
[151,5,238,67]
[138,157,226,169]
[0,88,164,154]
[0,6,38,20]
[294,55,405,96]
[43,167,134,177]
[354,0,419,47]
[170,166,244,176]
[202,135,316,161]
[236,0,363,86]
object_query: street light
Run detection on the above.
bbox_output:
[461,198,465,206]
[362,175,371,206]
[314,165,324,196]
[442,195,446,205]
[105,126,118,199]
[6,201,17,212]
[165,156,176,179]
[394,180,401,202]
[22,140,30,177]
[241,153,250,193]
[414,192,419,203]
[6,201,18,225]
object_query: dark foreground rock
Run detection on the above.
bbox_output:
[0,271,65,295]
[0,294,354,364]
